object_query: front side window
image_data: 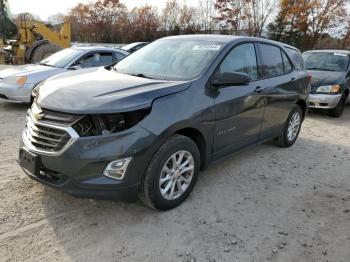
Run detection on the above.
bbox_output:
[260,44,284,78]
[219,43,258,80]
[303,52,349,72]
[115,39,224,81]
[77,52,113,68]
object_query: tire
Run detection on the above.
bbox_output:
[140,135,200,210]
[328,94,346,118]
[275,105,303,148]
[30,43,61,63]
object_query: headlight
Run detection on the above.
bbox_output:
[72,109,151,137]
[4,76,27,87]
[316,85,341,94]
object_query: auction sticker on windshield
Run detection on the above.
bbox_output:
[334,53,348,56]
[193,45,221,51]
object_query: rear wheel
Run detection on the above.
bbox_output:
[31,43,61,63]
[328,94,346,118]
[275,105,303,148]
[140,135,200,210]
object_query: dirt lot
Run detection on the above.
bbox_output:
[0,100,350,262]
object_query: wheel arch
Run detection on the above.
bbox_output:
[296,99,307,119]
[175,127,208,170]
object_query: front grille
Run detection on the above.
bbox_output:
[38,108,83,127]
[23,104,81,153]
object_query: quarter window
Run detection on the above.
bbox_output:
[286,47,305,70]
[282,51,293,73]
[260,44,284,78]
[219,43,258,80]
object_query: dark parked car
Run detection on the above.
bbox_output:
[19,35,309,210]
[121,42,148,53]
[303,49,350,117]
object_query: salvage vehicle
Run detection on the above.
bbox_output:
[19,35,309,210]
[303,49,350,117]
[0,46,129,103]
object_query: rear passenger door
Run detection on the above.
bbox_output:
[257,43,300,138]
[213,42,266,156]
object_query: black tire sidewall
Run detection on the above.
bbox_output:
[144,135,200,210]
[31,43,61,63]
[329,95,346,117]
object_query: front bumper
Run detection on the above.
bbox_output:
[19,125,157,200]
[0,82,33,103]
[308,93,342,109]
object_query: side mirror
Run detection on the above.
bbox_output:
[212,72,251,88]
[68,65,82,71]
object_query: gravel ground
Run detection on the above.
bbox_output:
[0,100,349,262]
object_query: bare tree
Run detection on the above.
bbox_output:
[215,0,276,36]
[198,0,216,31]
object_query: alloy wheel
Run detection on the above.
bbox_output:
[287,112,301,142]
[159,150,195,200]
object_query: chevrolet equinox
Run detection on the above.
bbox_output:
[19,35,309,210]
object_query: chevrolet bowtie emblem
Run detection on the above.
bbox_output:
[33,111,45,121]
[32,104,45,121]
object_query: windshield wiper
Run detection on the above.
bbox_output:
[307,67,336,71]
[130,73,158,80]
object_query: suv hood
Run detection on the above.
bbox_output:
[37,67,192,114]
[0,64,64,83]
[308,70,345,87]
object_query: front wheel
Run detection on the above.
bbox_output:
[140,135,200,210]
[275,105,303,148]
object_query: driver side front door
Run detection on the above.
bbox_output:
[213,42,266,158]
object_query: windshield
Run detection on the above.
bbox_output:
[115,39,224,81]
[38,48,84,68]
[303,52,349,72]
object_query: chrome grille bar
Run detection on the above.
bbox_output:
[23,105,80,156]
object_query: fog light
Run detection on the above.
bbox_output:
[103,158,132,180]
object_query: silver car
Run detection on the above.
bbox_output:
[0,46,129,103]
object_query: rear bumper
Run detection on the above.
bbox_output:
[0,82,33,103]
[308,93,342,109]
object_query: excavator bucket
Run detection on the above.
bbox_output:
[0,0,18,39]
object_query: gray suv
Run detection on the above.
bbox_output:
[19,35,310,210]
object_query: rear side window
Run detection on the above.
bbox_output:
[285,47,305,70]
[282,51,293,73]
[219,43,258,80]
[259,44,284,77]
[99,53,113,66]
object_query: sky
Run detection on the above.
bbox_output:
[9,0,199,20]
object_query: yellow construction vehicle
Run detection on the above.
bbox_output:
[0,0,71,64]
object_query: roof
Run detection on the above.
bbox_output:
[304,49,350,54]
[161,34,300,51]
[71,45,129,55]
